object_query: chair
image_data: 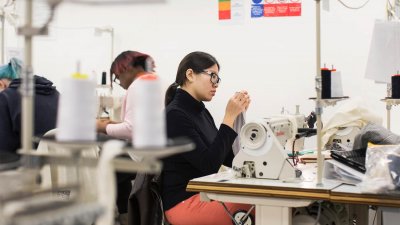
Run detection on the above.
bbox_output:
[128,173,173,225]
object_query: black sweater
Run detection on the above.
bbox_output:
[0,75,59,156]
[161,89,236,210]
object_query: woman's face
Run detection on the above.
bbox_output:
[114,67,137,90]
[189,64,220,102]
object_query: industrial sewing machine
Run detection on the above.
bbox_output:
[232,114,309,180]
[96,85,123,121]
[325,126,361,150]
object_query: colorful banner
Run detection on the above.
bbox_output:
[219,0,231,20]
[251,0,301,18]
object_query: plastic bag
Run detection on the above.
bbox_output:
[359,145,400,193]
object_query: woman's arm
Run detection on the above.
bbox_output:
[103,84,135,140]
[167,109,237,174]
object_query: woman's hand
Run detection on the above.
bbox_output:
[223,90,251,128]
[96,118,115,134]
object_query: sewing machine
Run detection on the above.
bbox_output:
[232,115,306,180]
[325,126,361,150]
[96,85,123,121]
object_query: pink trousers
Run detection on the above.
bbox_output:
[165,194,255,225]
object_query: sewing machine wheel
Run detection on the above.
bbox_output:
[293,201,349,225]
[233,210,254,225]
[240,123,267,150]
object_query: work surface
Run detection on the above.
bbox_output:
[187,163,400,208]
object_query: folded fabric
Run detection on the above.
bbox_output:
[353,123,400,149]
[321,97,382,147]
[232,112,246,155]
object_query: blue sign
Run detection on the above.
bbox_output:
[252,0,263,4]
[251,4,264,18]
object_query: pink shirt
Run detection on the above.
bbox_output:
[105,72,153,140]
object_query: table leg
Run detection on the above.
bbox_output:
[348,204,368,225]
[256,205,292,225]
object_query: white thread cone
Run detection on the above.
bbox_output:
[132,74,167,148]
[56,76,97,141]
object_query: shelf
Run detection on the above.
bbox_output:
[35,135,195,159]
[381,98,400,106]
[33,134,116,150]
[125,137,195,159]
[309,96,349,107]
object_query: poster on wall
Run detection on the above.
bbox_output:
[251,0,302,18]
[219,0,245,23]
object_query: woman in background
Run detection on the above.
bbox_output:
[96,50,155,225]
[162,51,254,225]
[96,50,155,140]
[0,58,59,157]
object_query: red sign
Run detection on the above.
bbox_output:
[264,3,301,17]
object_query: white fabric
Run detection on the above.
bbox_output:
[321,97,382,147]
[96,140,125,225]
[232,112,246,155]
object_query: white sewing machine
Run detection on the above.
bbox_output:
[325,126,361,150]
[96,85,123,121]
[232,115,306,180]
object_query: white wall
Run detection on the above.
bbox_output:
[11,0,400,144]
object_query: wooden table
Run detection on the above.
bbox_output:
[187,164,400,225]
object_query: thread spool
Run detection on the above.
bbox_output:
[321,68,331,99]
[101,71,107,85]
[56,74,97,141]
[132,74,166,148]
[330,70,343,97]
[392,74,400,99]
[321,67,342,98]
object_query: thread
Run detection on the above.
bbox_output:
[330,70,343,97]
[101,71,107,85]
[392,74,400,98]
[132,74,166,148]
[56,75,97,141]
[321,67,343,98]
[321,68,331,99]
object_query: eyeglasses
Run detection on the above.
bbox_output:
[201,70,221,85]
[113,75,120,86]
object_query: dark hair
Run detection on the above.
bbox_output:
[165,51,220,106]
[109,50,152,87]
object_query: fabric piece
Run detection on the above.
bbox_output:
[165,194,254,225]
[232,112,246,155]
[353,123,400,149]
[97,140,126,225]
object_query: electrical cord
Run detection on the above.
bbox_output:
[314,200,323,225]
[336,0,371,10]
